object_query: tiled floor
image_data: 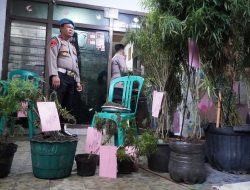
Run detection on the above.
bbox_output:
[1,135,250,190]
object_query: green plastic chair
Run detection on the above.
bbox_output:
[91,76,144,146]
[0,80,8,96]
[8,70,41,89]
[7,70,41,138]
[0,80,9,135]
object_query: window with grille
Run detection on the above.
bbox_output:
[8,21,46,77]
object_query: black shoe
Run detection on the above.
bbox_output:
[60,123,77,137]
[60,130,77,137]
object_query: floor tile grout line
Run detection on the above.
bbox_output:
[139,166,190,189]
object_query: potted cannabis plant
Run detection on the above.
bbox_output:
[141,0,250,176]
[172,0,250,174]
[93,116,157,175]
[0,79,41,178]
[126,8,183,173]
[30,91,78,179]
[168,66,207,184]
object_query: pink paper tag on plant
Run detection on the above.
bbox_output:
[188,38,200,69]
[17,102,28,118]
[152,91,164,118]
[173,111,180,133]
[198,94,213,113]
[37,102,61,132]
[99,145,117,179]
[233,81,239,95]
[85,127,102,155]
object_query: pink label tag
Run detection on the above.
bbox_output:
[198,94,213,113]
[37,102,61,132]
[85,127,102,155]
[152,91,164,118]
[173,111,180,133]
[188,38,200,69]
[99,146,117,179]
[17,102,28,118]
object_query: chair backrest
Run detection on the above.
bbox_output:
[8,70,41,89]
[0,80,8,96]
[108,76,144,114]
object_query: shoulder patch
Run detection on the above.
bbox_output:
[50,39,58,48]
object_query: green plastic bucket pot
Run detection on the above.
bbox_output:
[30,138,78,179]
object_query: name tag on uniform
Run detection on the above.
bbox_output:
[60,47,70,57]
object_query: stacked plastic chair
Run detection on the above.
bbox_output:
[91,76,144,146]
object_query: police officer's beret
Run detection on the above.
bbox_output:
[58,18,75,27]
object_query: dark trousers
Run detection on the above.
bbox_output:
[50,72,75,126]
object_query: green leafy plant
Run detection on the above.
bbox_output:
[135,130,158,157]
[116,148,131,161]
[94,115,157,161]
[141,0,250,128]
[126,15,183,139]
[0,79,76,139]
[0,79,41,117]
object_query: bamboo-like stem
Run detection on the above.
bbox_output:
[216,92,222,128]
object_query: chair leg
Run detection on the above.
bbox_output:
[114,134,118,146]
[0,116,6,135]
[31,111,36,135]
[117,124,125,146]
[28,109,33,139]
[91,114,96,128]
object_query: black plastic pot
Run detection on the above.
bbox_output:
[168,141,206,184]
[0,143,17,178]
[117,159,134,174]
[148,143,170,172]
[205,123,250,173]
[75,154,98,176]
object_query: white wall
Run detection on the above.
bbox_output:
[58,0,146,13]
[0,0,7,78]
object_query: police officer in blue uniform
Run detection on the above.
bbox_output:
[48,18,82,136]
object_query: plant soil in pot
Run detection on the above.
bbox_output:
[148,143,170,172]
[205,123,250,173]
[117,159,134,174]
[75,154,98,176]
[30,134,78,179]
[0,143,17,178]
[168,141,206,184]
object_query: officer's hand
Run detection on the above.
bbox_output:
[76,82,83,92]
[52,75,60,89]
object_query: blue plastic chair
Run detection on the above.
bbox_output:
[7,70,41,138]
[8,70,41,89]
[91,76,144,146]
[0,80,8,96]
[0,80,9,135]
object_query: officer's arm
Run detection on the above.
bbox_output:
[75,69,80,83]
[48,38,59,77]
